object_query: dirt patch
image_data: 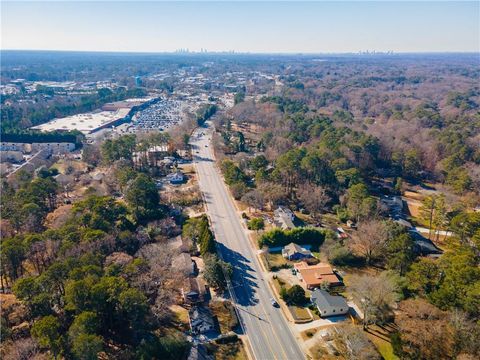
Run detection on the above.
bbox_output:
[301,327,319,341]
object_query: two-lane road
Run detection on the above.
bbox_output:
[191,122,304,360]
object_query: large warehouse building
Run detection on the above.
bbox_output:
[31,98,157,134]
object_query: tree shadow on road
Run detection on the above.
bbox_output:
[217,242,259,307]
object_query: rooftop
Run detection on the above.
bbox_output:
[31,108,130,134]
[311,289,348,309]
[294,261,341,287]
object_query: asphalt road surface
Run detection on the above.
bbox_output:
[191,122,304,360]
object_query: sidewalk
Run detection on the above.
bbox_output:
[294,315,348,332]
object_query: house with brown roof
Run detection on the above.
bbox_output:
[173,252,196,277]
[294,261,342,290]
[182,277,207,304]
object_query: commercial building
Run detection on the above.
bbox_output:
[31,108,131,134]
[31,98,157,135]
[1,141,76,154]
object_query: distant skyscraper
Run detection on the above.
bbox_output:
[135,76,142,87]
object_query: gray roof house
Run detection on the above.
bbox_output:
[311,289,349,318]
[274,206,295,230]
[167,171,185,184]
[189,306,216,335]
[282,242,313,260]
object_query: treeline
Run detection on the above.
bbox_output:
[1,129,84,146]
[196,104,217,126]
[182,215,232,292]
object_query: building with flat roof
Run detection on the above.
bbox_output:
[31,98,156,135]
[31,108,131,134]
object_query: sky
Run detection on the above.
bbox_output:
[1,1,479,53]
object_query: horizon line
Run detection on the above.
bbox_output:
[2,49,480,56]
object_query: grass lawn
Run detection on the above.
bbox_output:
[266,253,289,269]
[169,305,189,330]
[272,277,312,322]
[272,276,290,292]
[365,324,399,360]
[208,339,248,360]
[210,300,238,334]
[289,306,312,322]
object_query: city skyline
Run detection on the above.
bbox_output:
[2,1,479,53]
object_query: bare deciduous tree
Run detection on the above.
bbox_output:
[241,190,265,212]
[351,220,388,264]
[396,299,455,360]
[349,272,400,329]
[297,183,330,220]
[333,324,381,360]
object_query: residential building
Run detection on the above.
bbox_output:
[380,195,404,217]
[294,261,342,290]
[274,206,295,230]
[167,171,185,184]
[282,242,313,261]
[1,141,76,154]
[0,150,23,163]
[173,252,196,277]
[182,277,207,304]
[311,289,349,317]
[409,231,443,256]
[188,306,216,334]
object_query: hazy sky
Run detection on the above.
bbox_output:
[1,1,479,53]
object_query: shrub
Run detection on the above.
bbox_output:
[247,218,265,231]
[230,182,248,200]
[282,285,307,306]
[258,227,325,248]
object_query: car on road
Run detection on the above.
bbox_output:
[271,298,279,307]
[205,145,208,147]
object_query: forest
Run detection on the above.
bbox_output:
[212,54,479,359]
[1,52,479,360]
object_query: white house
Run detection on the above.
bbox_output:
[311,289,349,317]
